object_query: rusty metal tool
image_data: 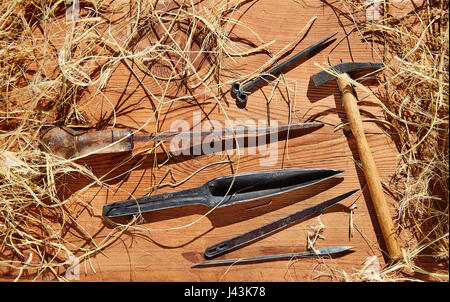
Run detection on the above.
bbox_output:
[203,189,359,259]
[192,246,355,267]
[41,121,323,159]
[232,32,337,103]
[311,62,402,260]
[102,168,344,218]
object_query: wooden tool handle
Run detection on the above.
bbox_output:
[337,74,402,260]
[41,127,134,159]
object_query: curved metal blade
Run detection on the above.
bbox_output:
[207,168,344,208]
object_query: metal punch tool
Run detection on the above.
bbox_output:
[102,168,344,218]
[232,32,337,104]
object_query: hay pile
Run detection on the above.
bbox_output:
[336,0,448,281]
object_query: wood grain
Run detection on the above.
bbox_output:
[8,0,413,281]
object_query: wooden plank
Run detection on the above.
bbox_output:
[6,0,409,282]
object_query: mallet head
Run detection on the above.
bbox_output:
[310,62,384,87]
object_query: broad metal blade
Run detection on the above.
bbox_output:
[133,121,323,142]
[204,189,360,259]
[315,245,355,255]
[102,168,344,218]
[208,168,344,209]
[192,246,355,267]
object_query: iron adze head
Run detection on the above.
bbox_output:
[310,62,384,87]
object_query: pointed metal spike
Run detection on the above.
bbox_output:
[192,245,355,267]
[315,245,356,255]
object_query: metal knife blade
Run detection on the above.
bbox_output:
[192,246,355,267]
[133,121,324,142]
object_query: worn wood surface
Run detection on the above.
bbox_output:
[16,0,424,282]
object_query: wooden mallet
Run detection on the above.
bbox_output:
[311,62,402,260]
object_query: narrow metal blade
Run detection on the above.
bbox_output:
[262,32,338,78]
[103,168,343,218]
[204,189,360,259]
[134,121,323,142]
[192,246,355,267]
[241,32,338,92]
[311,62,384,86]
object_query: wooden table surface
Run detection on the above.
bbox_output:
[54,0,407,282]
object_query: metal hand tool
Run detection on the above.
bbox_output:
[311,62,402,260]
[102,168,344,218]
[204,189,359,258]
[192,246,354,267]
[232,32,337,103]
[310,62,384,87]
[41,121,323,159]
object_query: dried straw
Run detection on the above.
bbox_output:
[333,0,448,281]
[0,0,283,281]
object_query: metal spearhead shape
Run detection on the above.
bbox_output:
[102,168,344,218]
[41,121,324,159]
